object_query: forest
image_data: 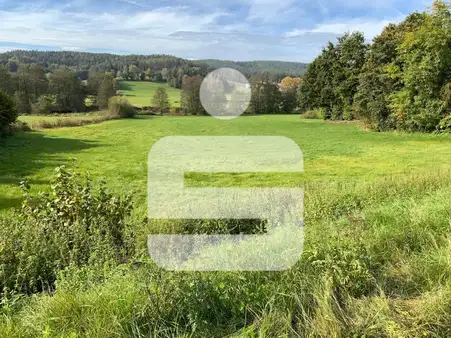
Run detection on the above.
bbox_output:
[0,50,306,88]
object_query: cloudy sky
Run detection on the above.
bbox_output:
[0,0,430,61]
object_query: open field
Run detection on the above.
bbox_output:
[117,81,182,107]
[2,116,451,212]
[1,116,451,336]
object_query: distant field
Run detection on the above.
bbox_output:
[117,81,181,107]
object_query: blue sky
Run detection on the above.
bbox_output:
[0,0,430,61]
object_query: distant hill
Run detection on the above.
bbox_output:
[197,59,307,77]
[0,50,306,84]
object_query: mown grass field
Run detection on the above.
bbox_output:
[2,116,451,213]
[117,81,181,107]
[1,115,451,336]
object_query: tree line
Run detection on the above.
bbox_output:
[195,59,307,81]
[179,73,302,116]
[0,64,116,115]
[298,0,451,132]
[0,51,209,89]
[0,51,307,90]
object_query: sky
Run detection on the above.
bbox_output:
[0,0,431,62]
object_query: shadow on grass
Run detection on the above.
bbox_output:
[0,196,24,211]
[0,132,99,209]
[117,81,134,91]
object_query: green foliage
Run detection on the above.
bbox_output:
[0,90,17,135]
[280,88,297,113]
[302,108,325,119]
[439,114,451,131]
[108,96,136,118]
[387,3,451,132]
[196,59,307,80]
[0,50,209,88]
[49,69,85,112]
[298,32,367,120]
[96,73,116,109]
[249,78,281,115]
[14,64,49,105]
[151,86,170,113]
[0,164,134,294]
[31,95,54,115]
[181,76,204,115]
[0,65,13,95]
[354,14,426,131]
[2,169,451,336]
[13,91,31,115]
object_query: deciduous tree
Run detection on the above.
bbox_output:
[152,87,170,113]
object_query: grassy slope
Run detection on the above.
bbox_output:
[117,81,181,107]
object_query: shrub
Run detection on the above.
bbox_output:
[302,108,324,119]
[9,120,31,132]
[0,164,135,294]
[108,96,136,118]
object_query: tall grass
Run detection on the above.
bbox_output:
[1,170,450,337]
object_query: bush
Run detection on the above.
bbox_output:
[0,164,135,294]
[108,96,136,118]
[9,120,31,132]
[302,108,325,119]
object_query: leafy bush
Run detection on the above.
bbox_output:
[108,96,136,118]
[9,120,31,132]
[0,164,135,294]
[302,108,324,119]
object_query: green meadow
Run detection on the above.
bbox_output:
[117,81,182,107]
[1,115,451,336]
[2,116,451,212]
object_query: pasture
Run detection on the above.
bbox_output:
[1,115,451,336]
[2,115,451,213]
[117,81,181,107]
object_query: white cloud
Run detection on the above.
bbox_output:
[285,16,406,40]
[0,1,418,61]
[0,7,227,55]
